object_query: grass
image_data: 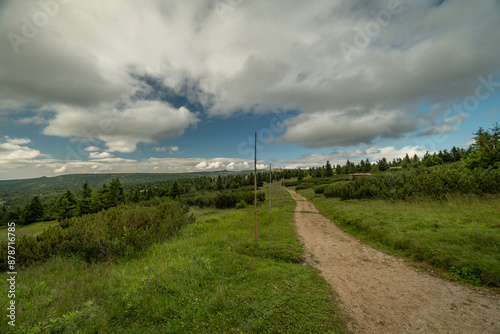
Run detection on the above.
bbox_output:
[297,188,500,287]
[0,221,59,238]
[1,184,350,333]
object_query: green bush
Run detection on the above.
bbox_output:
[213,190,265,209]
[0,199,194,270]
[323,166,500,200]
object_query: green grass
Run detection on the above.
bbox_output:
[297,188,500,287]
[0,221,59,238]
[1,185,350,333]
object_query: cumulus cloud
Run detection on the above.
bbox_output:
[88,152,113,159]
[154,146,180,154]
[84,146,100,152]
[43,100,199,153]
[194,159,266,171]
[0,136,42,163]
[0,136,55,179]
[195,161,226,170]
[277,109,415,148]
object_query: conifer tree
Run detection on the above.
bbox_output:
[169,181,181,198]
[23,195,44,224]
[57,189,78,220]
[324,160,333,177]
[465,123,500,169]
[109,178,125,205]
[78,181,94,216]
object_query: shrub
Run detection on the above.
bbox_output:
[0,199,194,270]
[213,190,265,209]
[323,167,500,200]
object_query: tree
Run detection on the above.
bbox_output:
[0,206,6,225]
[464,123,500,169]
[377,158,389,171]
[169,181,181,198]
[23,195,44,224]
[324,160,333,177]
[109,178,125,205]
[97,184,113,210]
[364,159,372,172]
[57,189,79,220]
[5,208,21,225]
[78,181,94,216]
[423,153,443,167]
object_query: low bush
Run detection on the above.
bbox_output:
[0,198,194,270]
[213,190,265,209]
[323,166,500,200]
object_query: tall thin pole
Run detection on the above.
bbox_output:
[276,167,278,203]
[269,163,271,220]
[254,132,257,243]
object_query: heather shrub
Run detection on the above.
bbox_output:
[0,198,193,270]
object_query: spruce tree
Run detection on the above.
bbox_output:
[169,181,181,198]
[78,181,94,216]
[57,190,78,220]
[324,160,333,177]
[109,178,125,205]
[23,195,44,224]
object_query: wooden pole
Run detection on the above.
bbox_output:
[269,163,271,220]
[254,132,257,243]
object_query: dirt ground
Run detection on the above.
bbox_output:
[287,188,500,334]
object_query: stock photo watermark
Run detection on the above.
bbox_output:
[64,116,116,162]
[6,222,17,327]
[340,0,404,63]
[7,0,72,54]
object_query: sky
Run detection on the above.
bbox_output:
[0,0,499,180]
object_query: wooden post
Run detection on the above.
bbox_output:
[269,163,271,220]
[254,133,257,243]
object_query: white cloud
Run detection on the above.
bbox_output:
[43,100,199,153]
[277,109,415,148]
[85,146,101,152]
[226,161,250,171]
[89,152,113,159]
[195,161,226,170]
[0,136,43,163]
[155,146,180,154]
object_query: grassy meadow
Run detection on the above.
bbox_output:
[1,184,350,333]
[0,221,59,239]
[297,187,500,287]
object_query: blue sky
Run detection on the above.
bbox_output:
[0,0,499,180]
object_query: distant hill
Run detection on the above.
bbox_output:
[0,171,249,208]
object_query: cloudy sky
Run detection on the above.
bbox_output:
[0,0,499,179]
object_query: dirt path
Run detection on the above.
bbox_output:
[287,188,500,334]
